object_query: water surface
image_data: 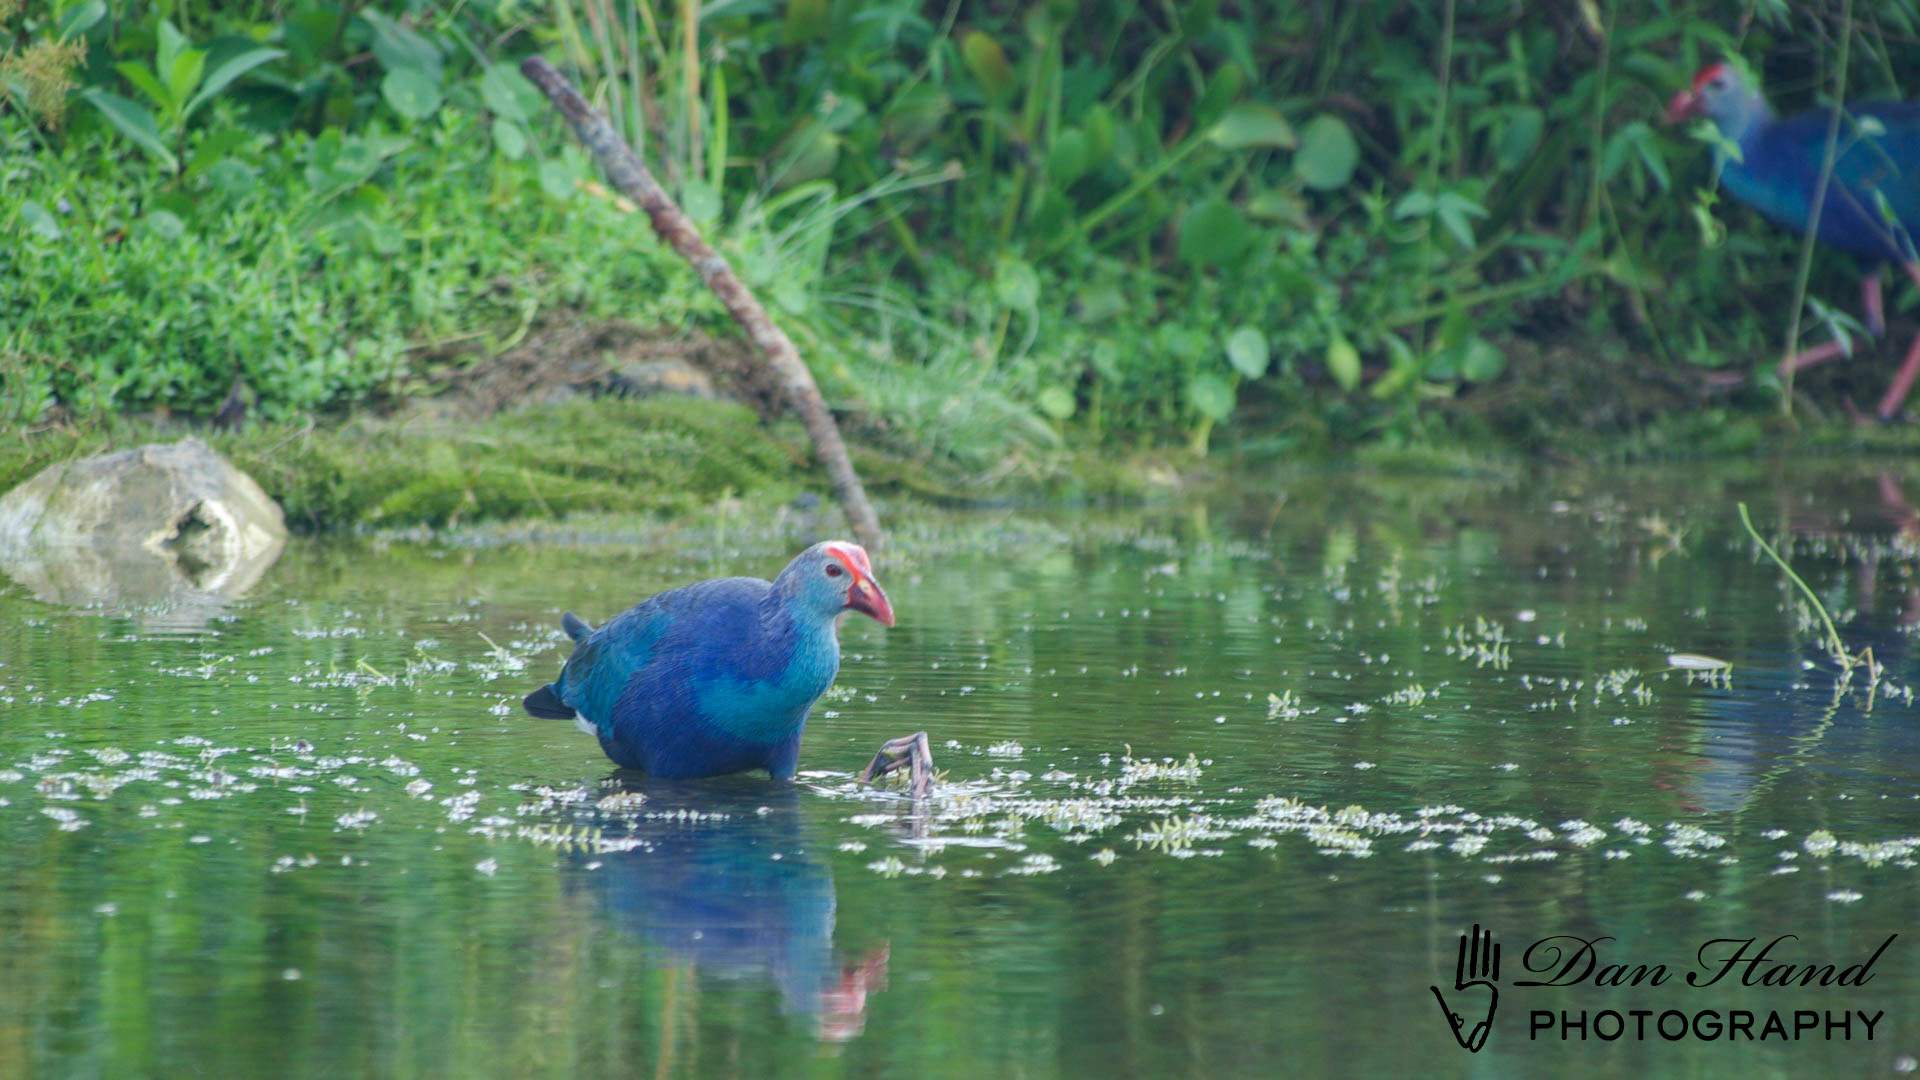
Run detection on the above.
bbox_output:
[3,462,1919,1076]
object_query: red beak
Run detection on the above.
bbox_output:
[847,573,894,627]
[1664,89,1700,125]
[824,542,895,627]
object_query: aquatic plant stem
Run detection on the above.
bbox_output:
[1779,0,1853,418]
[1736,501,1864,673]
[520,57,885,551]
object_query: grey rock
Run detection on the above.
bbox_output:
[0,438,286,625]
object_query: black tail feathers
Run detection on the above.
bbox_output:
[523,683,576,719]
[561,612,593,642]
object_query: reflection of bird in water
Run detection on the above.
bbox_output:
[571,776,889,1042]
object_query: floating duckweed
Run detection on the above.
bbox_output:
[1119,751,1202,784]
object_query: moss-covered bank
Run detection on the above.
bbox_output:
[0,398,808,532]
[14,382,1920,539]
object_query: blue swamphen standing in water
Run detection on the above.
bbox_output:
[523,541,933,795]
[1667,61,1920,419]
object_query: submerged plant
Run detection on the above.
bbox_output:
[1736,502,1878,681]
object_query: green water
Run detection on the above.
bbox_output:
[4,463,1920,1077]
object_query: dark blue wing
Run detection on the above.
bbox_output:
[1733,102,1920,262]
[555,576,772,728]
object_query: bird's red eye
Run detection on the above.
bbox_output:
[826,564,844,578]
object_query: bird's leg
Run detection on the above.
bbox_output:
[1876,334,1920,420]
[858,731,933,798]
[1878,263,1920,421]
[1777,340,1853,375]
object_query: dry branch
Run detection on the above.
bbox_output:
[520,56,884,551]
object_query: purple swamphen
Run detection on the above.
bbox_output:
[523,541,933,795]
[1667,61,1920,419]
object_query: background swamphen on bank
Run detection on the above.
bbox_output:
[1668,61,1920,419]
[523,541,931,793]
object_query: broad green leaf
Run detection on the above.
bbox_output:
[1083,105,1116,160]
[156,19,188,79]
[115,62,173,114]
[538,159,576,201]
[1459,337,1507,382]
[883,84,950,145]
[1177,197,1252,267]
[81,89,178,171]
[360,9,443,81]
[491,117,527,160]
[1496,107,1544,171]
[1393,190,1435,219]
[380,68,442,120]
[994,257,1039,310]
[1247,188,1306,223]
[1037,386,1077,420]
[20,201,61,241]
[144,209,187,241]
[962,31,1014,102]
[1187,374,1236,422]
[1225,326,1270,378]
[1434,192,1487,247]
[1089,339,1121,380]
[1209,103,1296,151]
[186,48,285,119]
[1368,334,1421,399]
[1601,124,1643,184]
[479,63,541,123]
[1627,123,1671,191]
[1295,114,1359,191]
[56,1,107,40]
[1195,64,1246,129]
[1325,335,1361,391]
[680,180,721,225]
[1049,129,1090,188]
[167,48,207,113]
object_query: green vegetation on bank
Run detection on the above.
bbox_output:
[0,399,804,530]
[8,1,1920,517]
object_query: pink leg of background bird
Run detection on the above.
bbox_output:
[1779,340,1852,375]
[1877,263,1920,420]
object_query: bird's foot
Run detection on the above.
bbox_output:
[858,731,933,799]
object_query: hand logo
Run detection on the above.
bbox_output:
[1431,924,1500,1052]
